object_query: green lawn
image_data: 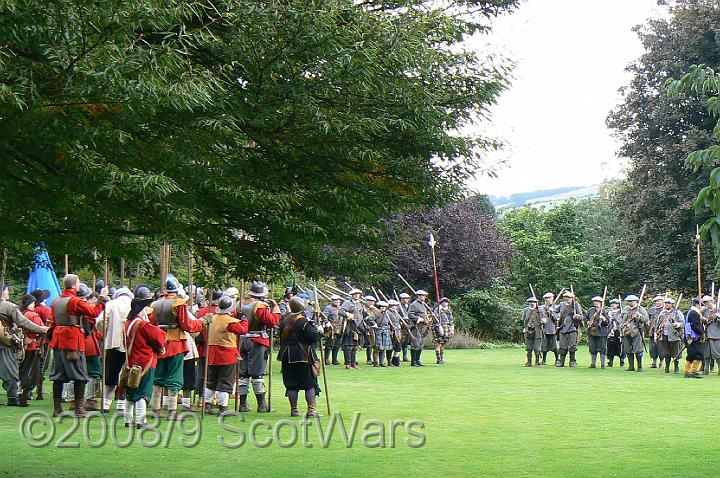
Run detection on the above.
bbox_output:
[2,349,718,477]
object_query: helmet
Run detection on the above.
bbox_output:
[94,279,105,293]
[284,287,294,298]
[77,283,92,298]
[135,286,154,301]
[289,297,306,314]
[298,292,310,300]
[211,290,223,305]
[247,281,268,298]
[217,295,235,314]
[165,274,180,293]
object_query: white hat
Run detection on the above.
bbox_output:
[542,292,554,299]
[591,296,603,302]
[625,294,639,302]
[702,295,713,303]
[388,299,399,306]
[664,297,676,305]
[563,292,575,298]
[330,294,342,301]
[526,296,538,303]
[377,301,388,308]
[399,293,411,299]
[364,295,377,302]
[349,288,362,295]
[112,286,133,300]
[226,287,240,298]
[416,290,429,296]
[653,295,664,302]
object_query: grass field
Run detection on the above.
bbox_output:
[2,349,719,477]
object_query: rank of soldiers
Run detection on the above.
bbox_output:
[521,289,718,378]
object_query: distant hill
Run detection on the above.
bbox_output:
[491,185,599,209]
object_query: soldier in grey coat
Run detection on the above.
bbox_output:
[620,294,649,372]
[539,292,559,365]
[434,297,454,365]
[584,296,610,369]
[340,289,364,369]
[522,297,542,367]
[321,295,345,365]
[606,299,624,367]
[656,297,684,374]
[704,297,720,375]
[398,293,412,362]
[556,292,583,367]
[701,296,716,375]
[0,287,49,406]
[647,296,665,369]
[407,290,430,367]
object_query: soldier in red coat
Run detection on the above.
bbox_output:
[148,275,204,420]
[30,289,52,398]
[49,275,107,417]
[124,286,167,428]
[19,294,45,406]
[204,295,248,415]
[193,290,221,399]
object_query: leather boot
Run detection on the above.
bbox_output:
[239,394,250,413]
[366,348,373,365]
[379,351,386,367]
[664,359,670,373]
[608,358,613,367]
[36,382,44,401]
[555,354,565,367]
[703,359,710,375]
[626,354,635,371]
[589,353,597,368]
[289,397,299,417]
[569,351,577,367]
[524,351,532,367]
[306,398,320,418]
[674,360,680,374]
[600,354,606,369]
[255,393,268,413]
[372,350,379,367]
[650,357,657,368]
[436,350,442,365]
[711,359,715,373]
[74,382,87,417]
[717,359,720,375]
[410,350,417,367]
[534,352,541,367]
[416,350,424,366]
[324,347,331,366]
[402,347,409,362]
[18,389,29,407]
[332,348,340,365]
[541,351,547,365]
[205,402,217,415]
[52,382,63,417]
[552,351,559,366]
[636,353,643,372]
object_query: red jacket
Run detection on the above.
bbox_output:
[22,310,44,352]
[208,320,249,366]
[49,290,105,351]
[125,316,167,370]
[34,304,52,346]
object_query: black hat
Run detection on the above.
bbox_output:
[31,288,50,304]
[21,293,36,311]
[211,290,223,305]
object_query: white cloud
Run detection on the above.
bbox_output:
[465,0,664,197]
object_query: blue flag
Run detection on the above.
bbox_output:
[27,249,62,305]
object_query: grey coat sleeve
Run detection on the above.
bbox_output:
[10,306,47,334]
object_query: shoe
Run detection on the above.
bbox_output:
[239,395,250,413]
[345,365,353,370]
[84,399,99,411]
[332,361,340,366]
[366,360,373,366]
[256,393,268,413]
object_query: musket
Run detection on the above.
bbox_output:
[201,286,214,420]
[0,249,6,294]
[589,286,608,332]
[314,283,331,415]
[397,273,440,335]
[100,257,109,410]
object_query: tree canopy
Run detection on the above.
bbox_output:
[608,0,719,288]
[0,0,519,281]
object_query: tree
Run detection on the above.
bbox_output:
[608,0,719,291]
[499,198,631,302]
[0,0,519,280]
[386,197,514,296]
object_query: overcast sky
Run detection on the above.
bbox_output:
[467,0,665,198]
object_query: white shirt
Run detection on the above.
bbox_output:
[97,294,132,351]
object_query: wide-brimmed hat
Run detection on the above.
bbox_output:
[217,295,235,314]
[247,281,268,298]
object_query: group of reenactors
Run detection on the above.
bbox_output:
[521,290,718,378]
[0,274,455,424]
[312,287,455,369]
